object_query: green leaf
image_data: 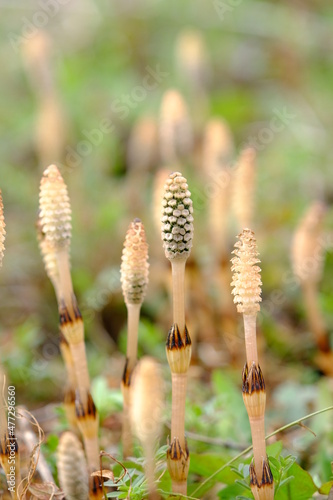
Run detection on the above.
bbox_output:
[189,453,237,485]
[275,462,318,500]
[319,481,333,494]
[218,482,252,499]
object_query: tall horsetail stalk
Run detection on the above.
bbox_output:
[130,357,164,500]
[159,90,193,165]
[39,165,99,472]
[0,195,22,499]
[161,172,194,495]
[57,432,89,500]
[233,148,257,230]
[120,219,149,458]
[291,202,329,352]
[0,190,5,267]
[231,229,274,500]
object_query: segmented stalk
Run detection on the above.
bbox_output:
[38,165,99,470]
[0,190,6,267]
[120,219,149,457]
[161,172,194,495]
[231,229,274,499]
[130,357,164,500]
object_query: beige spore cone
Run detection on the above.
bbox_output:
[231,228,262,315]
[120,218,149,306]
[0,191,6,267]
[39,164,71,249]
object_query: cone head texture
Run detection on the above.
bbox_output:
[39,165,71,249]
[121,219,149,305]
[231,228,262,314]
[161,172,194,260]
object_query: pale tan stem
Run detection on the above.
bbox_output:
[21,428,54,484]
[83,436,100,471]
[302,282,329,351]
[143,443,159,499]
[172,480,187,495]
[171,259,186,337]
[243,314,258,366]
[249,415,266,483]
[70,342,90,407]
[56,249,75,316]
[60,340,77,389]
[126,303,141,374]
[171,373,187,449]
[0,404,6,438]
[121,384,133,458]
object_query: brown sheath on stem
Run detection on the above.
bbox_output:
[0,432,21,500]
[75,391,100,471]
[89,475,104,500]
[250,458,274,500]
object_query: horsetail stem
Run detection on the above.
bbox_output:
[57,432,89,500]
[162,171,193,495]
[130,357,164,500]
[231,229,274,499]
[39,165,99,470]
[120,218,149,457]
[292,201,329,352]
[0,190,6,267]
[0,202,22,499]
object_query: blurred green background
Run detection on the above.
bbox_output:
[0,0,332,497]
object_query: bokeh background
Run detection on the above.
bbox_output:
[0,0,332,498]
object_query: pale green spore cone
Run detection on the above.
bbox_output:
[161,172,194,261]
